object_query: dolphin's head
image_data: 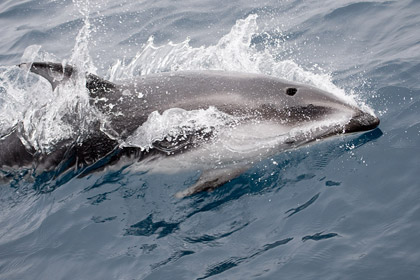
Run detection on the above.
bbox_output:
[275,83,380,135]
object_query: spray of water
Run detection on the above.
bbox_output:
[124,107,240,151]
[0,0,100,153]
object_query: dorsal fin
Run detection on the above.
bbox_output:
[19,62,74,91]
[19,62,117,96]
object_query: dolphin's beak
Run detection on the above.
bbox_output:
[344,111,380,133]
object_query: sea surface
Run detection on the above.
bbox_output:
[1,0,420,279]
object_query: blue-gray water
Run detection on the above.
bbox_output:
[1,0,420,279]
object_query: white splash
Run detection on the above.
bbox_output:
[123,107,239,151]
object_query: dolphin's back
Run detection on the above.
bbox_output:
[97,70,351,137]
[125,71,302,113]
[19,62,358,138]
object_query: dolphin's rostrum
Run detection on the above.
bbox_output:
[0,62,379,196]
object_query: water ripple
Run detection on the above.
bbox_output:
[285,192,320,218]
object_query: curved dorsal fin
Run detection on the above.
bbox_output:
[19,62,74,91]
[19,62,116,96]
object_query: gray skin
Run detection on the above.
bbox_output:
[0,62,379,195]
[92,68,379,137]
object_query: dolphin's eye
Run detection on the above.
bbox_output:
[286,88,297,96]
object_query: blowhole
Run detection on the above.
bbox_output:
[286,88,297,96]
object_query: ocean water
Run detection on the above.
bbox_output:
[0,0,419,279]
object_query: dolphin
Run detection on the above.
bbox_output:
[0,62,379,196]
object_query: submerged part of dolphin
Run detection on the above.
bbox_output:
[0,62,379,196]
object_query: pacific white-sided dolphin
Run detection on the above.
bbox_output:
[0,62,379,196]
